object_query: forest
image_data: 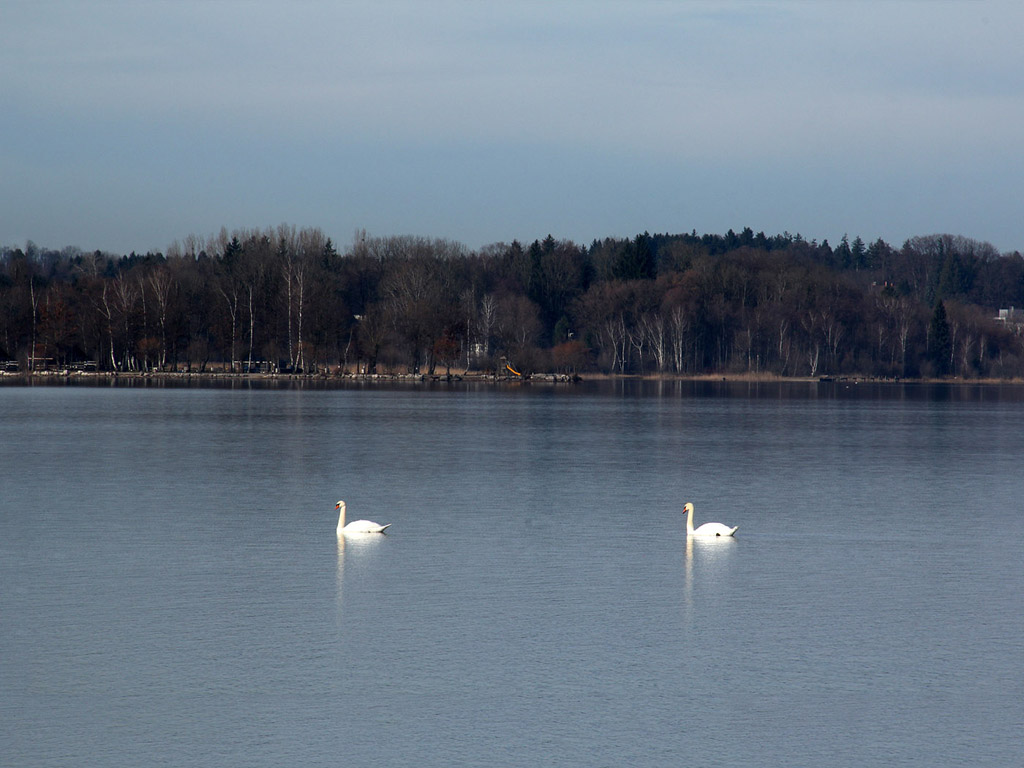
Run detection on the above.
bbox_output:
[3,225,1024,379]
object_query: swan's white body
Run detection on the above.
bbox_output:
[336,500,391,534]
[684,502,737,538]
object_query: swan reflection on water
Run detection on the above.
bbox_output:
[335,530,386,615]
[682,530,738,610]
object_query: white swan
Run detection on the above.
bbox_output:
[336,500,391,534]
[684,502,737,538]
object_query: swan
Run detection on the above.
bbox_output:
[336,500,391,534]
[684,502,737,538]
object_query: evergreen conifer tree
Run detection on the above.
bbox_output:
[928,300,952,376]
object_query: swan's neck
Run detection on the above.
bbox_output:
[685,506,695,535]
[337,503,346,532]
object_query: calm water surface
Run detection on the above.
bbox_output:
[2,381,1022,767]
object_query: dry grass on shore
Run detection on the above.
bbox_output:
[4,367,1023,387]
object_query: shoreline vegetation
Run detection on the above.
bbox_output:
[5,228,1024,382]
[3,367,1023,387]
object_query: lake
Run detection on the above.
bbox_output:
[2,379,1022,767]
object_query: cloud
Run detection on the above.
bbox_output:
[8,2,1023,148]
[3,1,1024,252]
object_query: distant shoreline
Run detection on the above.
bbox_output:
[3,369,1023,387]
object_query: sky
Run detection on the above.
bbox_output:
[3,0,1024,256]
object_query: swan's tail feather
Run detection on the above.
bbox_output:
[380,523,392,532]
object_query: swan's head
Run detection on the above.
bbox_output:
[335,500,345,510]
[683,502,694,514]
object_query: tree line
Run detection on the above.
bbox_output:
[3,225,1024,379]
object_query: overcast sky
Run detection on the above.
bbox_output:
[3,0,1023,255]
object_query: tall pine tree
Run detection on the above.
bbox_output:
[928,300,952,376]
